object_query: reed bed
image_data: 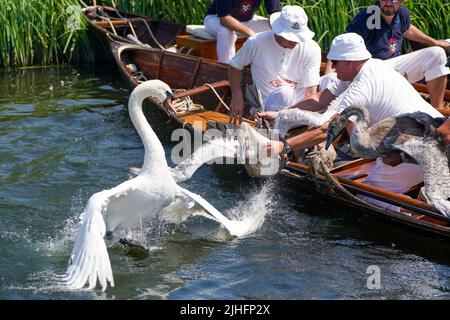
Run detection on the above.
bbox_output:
[99,0,449,51]
[0,0,88,67]
[0,0,447,67]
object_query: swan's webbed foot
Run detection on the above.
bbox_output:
[119,238,149,259]
[118,237,147,250]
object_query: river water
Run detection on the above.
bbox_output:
[1,65,450,300]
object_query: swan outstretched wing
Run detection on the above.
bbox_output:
[63,187,130,291]
[393,136,450,216]
[178,187,258,237]
[129,138,239,182]
[171,138,239,182]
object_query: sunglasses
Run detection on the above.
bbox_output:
[331,60,338,65]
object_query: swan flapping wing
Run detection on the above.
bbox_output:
[171,138,239,182]
[393,137,450,216]
[178,187,259,237]
[63,190,115,291]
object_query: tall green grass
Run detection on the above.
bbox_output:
[0,0,88,67]
[99,0,449,51]
[0,0,447,67]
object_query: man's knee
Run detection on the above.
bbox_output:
[217,27,237,42]
[423,46,447,65]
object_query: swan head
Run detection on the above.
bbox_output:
[325,105,369,150]
[131,79,175,113]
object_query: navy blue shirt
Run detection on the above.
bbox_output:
[345,4,411,60]
[206,0,280,22]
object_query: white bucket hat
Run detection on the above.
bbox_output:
[327,33,372,61]
[270,5,315,43]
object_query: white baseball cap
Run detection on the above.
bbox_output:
[270,5,315,43]
[327,33,372,61]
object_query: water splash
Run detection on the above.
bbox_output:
[186,179,276,239]
[223,179,276,237]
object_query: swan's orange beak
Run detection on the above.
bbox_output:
[163,90,176,114]
[163,98,177,114]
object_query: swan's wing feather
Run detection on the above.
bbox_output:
[63,186,132,291]
[393,137,450,216]
[178,187,237,231]
[171,138,239,182]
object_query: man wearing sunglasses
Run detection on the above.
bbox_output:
[345,0,449,109]
[257,33,445,211]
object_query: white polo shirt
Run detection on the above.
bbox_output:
[327,59,444,125]
[230,30,321,102]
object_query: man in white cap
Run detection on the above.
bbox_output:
[259,33,445,211]
[228,5,321,124]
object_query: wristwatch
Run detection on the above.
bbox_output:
[280,138,293,159]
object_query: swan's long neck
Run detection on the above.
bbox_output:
[344,108,375,156]
[128,87,169,173]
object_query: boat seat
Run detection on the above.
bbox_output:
[178,110,253,132]
[186,25,215,40]
[176,32,247,60]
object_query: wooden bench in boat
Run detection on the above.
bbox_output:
[178,110,253,132]
[175,34,246,60]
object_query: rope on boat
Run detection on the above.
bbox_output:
[308,152,388,210]
[126,19,138,39]
[172,89,204,115]
[138,18,166,50]
[204,83,230,111]
[177,47,195,55]
[103,17,118,35]
[92,10,119,35]
[132,71,147,82]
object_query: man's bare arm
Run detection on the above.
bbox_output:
[268,122,329,156]
[289,89,337,112]
[404,25,450,52]
[220,15,255,37]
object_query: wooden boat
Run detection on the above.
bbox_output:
[111,40,450,240]
[82,5,187,53]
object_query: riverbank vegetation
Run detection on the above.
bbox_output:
[0,0,90,67]
[0,0,448,67]
[104,0,449,51]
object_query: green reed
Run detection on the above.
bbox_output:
[0,0,88,67]
[1,0,447,67]
[98,0,449,51]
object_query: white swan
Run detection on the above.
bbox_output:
[325,105,450,216]
[129,124,280,178]
[63,80,259,291]
[129,101,341,180]
[273,89,347,138]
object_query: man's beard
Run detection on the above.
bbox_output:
[381,6,397,16]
